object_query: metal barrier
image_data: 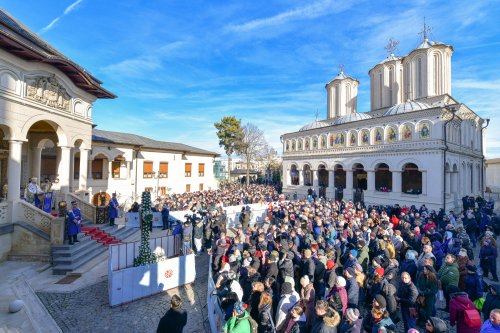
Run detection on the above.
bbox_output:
[207,256,226,333]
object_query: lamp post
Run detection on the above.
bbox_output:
[481,118,491,198]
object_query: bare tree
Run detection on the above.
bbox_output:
[256,144,281,184]
[236,123,267,185]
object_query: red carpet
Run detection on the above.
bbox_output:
[80,227,121,246]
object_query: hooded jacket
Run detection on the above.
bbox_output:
[482,284,500,319]
[479,319,500,333]
[449,292,481,333]
[310,310,341,333]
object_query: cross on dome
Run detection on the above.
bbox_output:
[384,38,399,56]
[338,64,344,74]
[418,17,432,41]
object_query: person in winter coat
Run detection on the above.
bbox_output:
[480,308,500,333]
[310,300,341,333]
[400,251,418,282]
[479,238,499,281]
[275,282,300,330]
[344,267,360,308]
[370,307,395,333]
[302,249,316,280]
[277,305,307,333]
[223,301,252,333]
[193,218,204,255]
[326,276,348,316]
[357,239,370,271]
[425,317,448,333]
[432,241,446,269]
[449,291,481,333]
[416,265,439,322]
[464,264,484,301]
[396,271,418,333]
[458,249,470,290]
[300,275,316,330]
[157,295,187,333]
[482,284,500,320]
[257,292,275,333]
[439,254,460,306]
[247,281,265,320]
[338,308,362,333]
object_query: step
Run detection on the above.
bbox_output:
[52,246,107,275]
[51,234,92,252]
[52,242,105,266]
[51,238,98,258]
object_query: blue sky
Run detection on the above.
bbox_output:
[2,0,500,156]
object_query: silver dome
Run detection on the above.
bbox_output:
[384,100,431,116]
[330,112,372,125]
[299,120,330,132]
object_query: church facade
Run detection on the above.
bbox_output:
[281,32,487,211]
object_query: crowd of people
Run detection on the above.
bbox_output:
[194,192,500,333]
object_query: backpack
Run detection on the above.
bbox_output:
[464,307,482,328]
[246,316,259,333]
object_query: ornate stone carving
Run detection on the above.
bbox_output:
[26,74,71,111]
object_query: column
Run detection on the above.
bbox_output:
[312,170,318,187]
[79,148,89,191]
[392,171,402,194]
[69,148,75,192]
[367,170,375,192]
[328,170,335,188]
[345,169,353,199]
[7,140,23,201]
[285,168,291,187]
[299,169,304,186]
[58,146,71,194]
[31,147,42,182]
[422,171,427,195]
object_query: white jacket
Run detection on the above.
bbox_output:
[275,290,300,329]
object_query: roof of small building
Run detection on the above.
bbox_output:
[92,129,219,156]
[330,112,373,125]
[383,100,431,116]
[0,9,115,98]
[299,120,330,132]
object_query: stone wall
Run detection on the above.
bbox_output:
[10,225,50,261]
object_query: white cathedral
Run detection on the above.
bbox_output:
[281,29,487,211]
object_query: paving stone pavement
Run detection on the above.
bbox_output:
[37,253,210,333]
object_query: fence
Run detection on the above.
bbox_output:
[108,234,195,306]
[207,256,226,333]
[109,234,182,271]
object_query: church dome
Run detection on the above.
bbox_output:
[384,100,431,116]
[330,112,372,125]
[299,120,330,132]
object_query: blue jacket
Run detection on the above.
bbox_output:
[108,197,119,219]
[464,273,483,301]
[480,320,500,333]
[67,208,81,235]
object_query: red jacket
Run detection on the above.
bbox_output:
[449,293,481,333]
[390,216,399,229]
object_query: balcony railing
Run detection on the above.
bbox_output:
[143,172,155,178]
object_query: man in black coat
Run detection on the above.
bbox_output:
[157,294,187,333]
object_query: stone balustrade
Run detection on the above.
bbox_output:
[67,193,96,223]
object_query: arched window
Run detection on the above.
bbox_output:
[402,163,422,194]
[334,164,346,189]
[318,164,328,187]
[303,165,312,186]
[353,163,367,190]
[290,165,299,185]
[375,163,392,192]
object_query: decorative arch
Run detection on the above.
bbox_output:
[417,120,432,139]
[348,130,358,146]
[360,129,369,145]
[370,159,395,170]
[402,162,422,194]
[375,162,392,192]
[20,115,69,146]
[285,140,290,152]
[291,139,296,151]
[73,99,86,116]
[400,122,414,141]
[397,158,423,171]
[320,135,327,149]
[318,164,329,187]
[72,135,90,150]
[290,164,299,185]
[312,136,318,150]
[385,125,398,143]
[0,69,20,94]
[0,124,13,140]
[297,138,303,150]
[334,163,346,189]
[302,164,312,186]
[372,127,384,144]
[304,137,310,150]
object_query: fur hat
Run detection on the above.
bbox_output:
[345,308,360,322]
[336,276,347,287]
[374,294,387,309]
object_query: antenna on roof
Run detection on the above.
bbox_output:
[418,17,432,41]
[384,38,399,56]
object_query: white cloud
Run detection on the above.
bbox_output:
[101,57,162,77]
[39,0,84,34]
[454,79,500,91]
[226,0,356,32]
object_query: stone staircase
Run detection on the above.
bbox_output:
[51,223,137,275]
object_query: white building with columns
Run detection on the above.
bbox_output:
[281,31,487,211]
[0,9,217,261]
